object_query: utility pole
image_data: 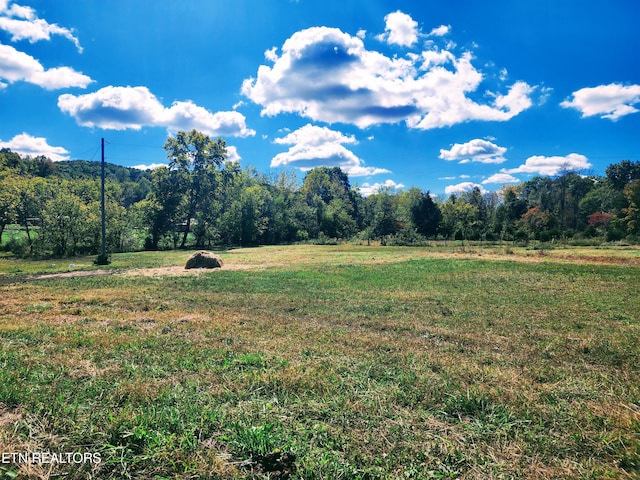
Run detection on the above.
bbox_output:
[96,138,109,264]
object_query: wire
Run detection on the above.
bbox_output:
[72,145,101,159]
[87,145,102,161]
[107,141,163,149]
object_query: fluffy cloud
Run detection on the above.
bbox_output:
[439,138,507,164]
[225,145,241,163]
[0,3,89,90]
[164,101,255,137]
[272,124,389,177]
[359,179,405,197]
[242,19,535,130]
[0,132,69,161]
[501,153,591,176]
[58,86,255,137]
[377,10,418,47]
[131,163,167,171]
[428,25,450,37]
[481,173,520,184]
[0,43,93,89]
[560,83,640,120]
[444,182,486,195]
[0,1,82,51]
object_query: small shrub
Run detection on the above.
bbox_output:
[314,232,338,245]
[387,228,429,246]
[3,236,30,257]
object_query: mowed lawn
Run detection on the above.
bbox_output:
[0,245,639,479]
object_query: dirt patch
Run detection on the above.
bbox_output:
[0,404,22,427]
[0,262,273,284]
[120,263,267,278]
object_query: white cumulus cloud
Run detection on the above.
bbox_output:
[131,163,167,171]
[0,43,93,89]
[0,1,82,51]
[481,173,520,184]
[444,182,487,195]
[377,10,419,47]
[58,86,255,137]
[428,24,450,37]
[0,132,70,161]
[225,145,241,163]
[272,123,389,177]
[439,138,507,164]
[560,83,640,120]
[358,179,405,197]
[242,23,536,130]
[501,153,591,177]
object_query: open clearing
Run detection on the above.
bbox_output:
[0,244,639,479]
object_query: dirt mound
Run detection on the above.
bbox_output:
[185,251,224,269]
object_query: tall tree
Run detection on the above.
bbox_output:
[41,189,88,256]
[606,160,640,191]
[13,177,50,254]
[163,130,226,248]
[398,188,441,238]
[141,167,185,250]
[301,167,359,239]
[495,186,528,240]
[623,180,640,234]
[367,188,398,239]
[0,173,18,245]
[439,195,479,242]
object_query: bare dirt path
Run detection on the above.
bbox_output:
[0,264,261,285]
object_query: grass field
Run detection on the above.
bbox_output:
[1,245,639,479]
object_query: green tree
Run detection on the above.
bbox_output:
[163,130,227,248]
[0,173,19,245]
[13,177,51,253]
[439,195,479,242]
[301,167,359,239]
[579,182,623,217]
[460,187,488,240]
[495,186,528,241]
[367,188,399,239]
[239,184,272,246]
[518,206,558,241]
[397,188,441,238]
[623,180,640,234]
[261,171,303,244]
[606,160,640,191]
[40,189,88,256]
[142,167,185,250]
[0,148,28,174]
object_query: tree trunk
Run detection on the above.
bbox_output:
[180,217,191,248]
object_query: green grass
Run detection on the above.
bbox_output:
[0,245,639,479]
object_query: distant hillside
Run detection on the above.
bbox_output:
[55,160,152,183]
[1,149,151,183]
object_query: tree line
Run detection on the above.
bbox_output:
[1,129,639,257]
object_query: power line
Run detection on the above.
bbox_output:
[107,141,163,149]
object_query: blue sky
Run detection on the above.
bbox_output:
[1,0,639,196]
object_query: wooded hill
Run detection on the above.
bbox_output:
[1,130,639,258]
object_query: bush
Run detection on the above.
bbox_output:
[314,232,338,245]
[606,228,626,242]
[3,235,31,257]
[386,228,429,246]
[569,237,603,246]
